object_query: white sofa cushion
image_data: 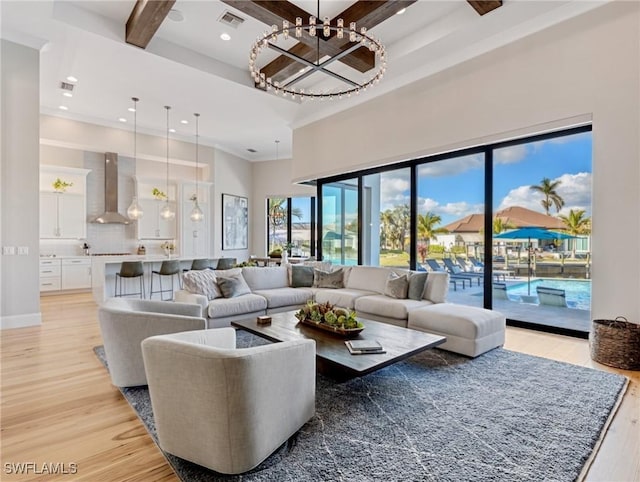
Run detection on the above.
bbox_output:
[346,266,391,294]
[253,288,313,309]
[423,271,449,303]
[242,266,288,290]
[207,294,267,319]
[315,288,377,309]
[355,295,430,320]
[408,303,505,339]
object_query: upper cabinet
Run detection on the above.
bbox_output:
[180,181,212,258]
[135,179,178,240]
[40,166,91,239]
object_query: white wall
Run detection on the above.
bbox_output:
[251,158,316,256]
[1,40,41,328]
[214,149,253,261]
[293,3,640,322]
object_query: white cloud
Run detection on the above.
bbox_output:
[379,174,410,211]
[418,197,483,220]
[498,172,592,215]
[417,154,483,177]
[494,145,527,165]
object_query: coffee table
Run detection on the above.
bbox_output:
[231,311,446,380]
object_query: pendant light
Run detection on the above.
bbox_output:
[159,105,175,220]
[127,97,144,220]
[189,112,204,222]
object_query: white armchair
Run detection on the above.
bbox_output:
[98,298,206,387]
[141,329,316,474]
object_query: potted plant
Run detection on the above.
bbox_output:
[152,188,167,200]
[52,178,73,193]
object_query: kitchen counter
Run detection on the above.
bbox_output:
[91,255,212,303]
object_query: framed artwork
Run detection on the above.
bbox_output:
[222,193,248,250]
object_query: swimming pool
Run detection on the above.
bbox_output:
[508,279,591,310]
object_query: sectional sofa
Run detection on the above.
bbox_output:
[175,264,505,358]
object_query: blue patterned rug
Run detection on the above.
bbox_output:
[94,331,626,481]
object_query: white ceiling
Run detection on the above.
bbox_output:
[1,0,608,161]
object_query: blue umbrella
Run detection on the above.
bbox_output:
[495,227,575,296]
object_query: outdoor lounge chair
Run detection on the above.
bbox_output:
[492,282,510,300]
[536,286,571,307]
[424,259,467,290]
[442,258,482,286]
[469,256,484,269]
[456,256,475,272]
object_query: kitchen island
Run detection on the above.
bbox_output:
[91,255,215,303]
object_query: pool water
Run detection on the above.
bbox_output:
[508,279,591,310]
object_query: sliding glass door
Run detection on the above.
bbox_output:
[321,179,358,265]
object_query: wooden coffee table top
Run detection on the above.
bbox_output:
[232,311,446,380]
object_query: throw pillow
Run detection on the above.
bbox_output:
[182,270,221,300]
[291,265,315,288]
[313,268,344,289]
[217,273,251,298]
[407,272,428,300]
[384,272,409,299]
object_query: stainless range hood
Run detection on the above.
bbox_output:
[91,152,131,224]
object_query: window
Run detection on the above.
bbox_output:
[267,197,315,257]
[315,126,592,335]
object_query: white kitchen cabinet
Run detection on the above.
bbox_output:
[180,181,212,257]
[39,258,61,292]
[40,166,90,239]
[40,192,86,239]
[137,199,177,239]
[135,179,178,240]
[61,258,92,289]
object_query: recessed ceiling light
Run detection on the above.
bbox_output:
[128,107,136,112]
[299,68,306,73]
[168,9,184,22]
[58,105,68,111]
[396,8,406,15]
[220,33,231,41]
[180,119,188,124]
[118,118,127,123]
[63,92,73,98]
[169,128,176,133]
[66,76,78,82]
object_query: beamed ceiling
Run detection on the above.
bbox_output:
[1,0,604,161]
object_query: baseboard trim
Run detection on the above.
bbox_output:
[0,312,42,330]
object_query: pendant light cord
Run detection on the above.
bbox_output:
[132,97,138,197]
[194,113,200,200]
[165,106,170,199]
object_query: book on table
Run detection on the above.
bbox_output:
[345,340,385,355]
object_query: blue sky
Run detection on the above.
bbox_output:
[386,131,592,226]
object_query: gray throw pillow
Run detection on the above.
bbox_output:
[384,272,409,299]
[217,273,251,298]
[313,268,344,289]
[408,272,428,300]
[291,265,315,288]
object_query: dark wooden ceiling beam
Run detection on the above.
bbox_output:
[467,1,502,16]
[126,0,175,49]
[222,0,376,74]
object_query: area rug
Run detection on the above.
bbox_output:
[94,331,627,482]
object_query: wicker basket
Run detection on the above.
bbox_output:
[590,317,640,370]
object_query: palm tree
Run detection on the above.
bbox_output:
[493,217,515,235]
[558,209,591,258]
[267,198,302,251]
[530,177,565,215]
[417,212,446,254]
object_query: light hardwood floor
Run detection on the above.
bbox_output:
[1,293,638,481]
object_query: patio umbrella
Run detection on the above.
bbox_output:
[495,227,575,296]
